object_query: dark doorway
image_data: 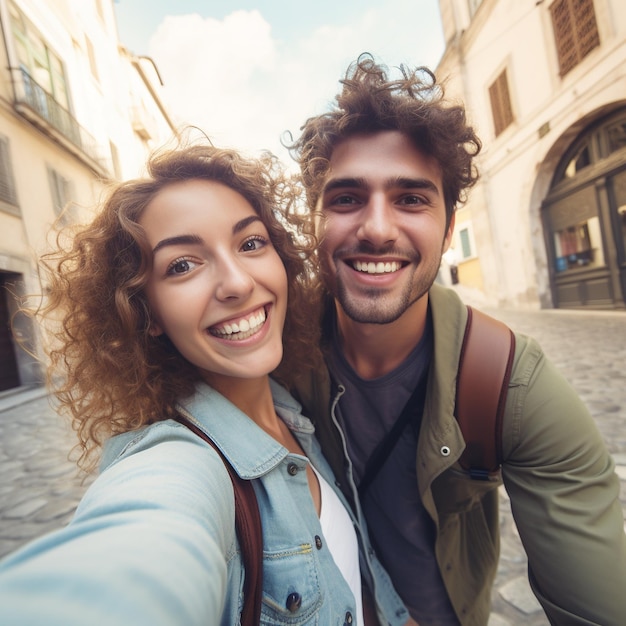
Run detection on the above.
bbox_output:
[0,274,20,391]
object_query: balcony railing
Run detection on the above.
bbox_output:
[11,67,107,172]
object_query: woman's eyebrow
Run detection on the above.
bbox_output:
[233,215,262,234]
[151,216,262,254]
[152,234,203,254]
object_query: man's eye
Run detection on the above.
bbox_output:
[334,194,357,205]
[326,194,360,211]
[241,236,268,252]
[399,194,424,205]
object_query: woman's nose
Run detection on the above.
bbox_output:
[214,257,255,301]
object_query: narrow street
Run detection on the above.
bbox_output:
[1,300,625,625]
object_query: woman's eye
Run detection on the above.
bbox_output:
[241,236,268,252]
[166,258,196,275]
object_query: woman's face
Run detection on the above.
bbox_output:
[140,179,287,385]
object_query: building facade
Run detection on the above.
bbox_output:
[0,0,176,392]
[436,0,626,310]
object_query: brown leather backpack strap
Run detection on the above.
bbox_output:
[455,306,515,478]
[174,414,263,625]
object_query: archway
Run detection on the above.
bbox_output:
[542,108,626,309]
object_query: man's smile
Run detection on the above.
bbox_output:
[352,260,404,274]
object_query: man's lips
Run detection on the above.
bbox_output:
[208,306,268,340]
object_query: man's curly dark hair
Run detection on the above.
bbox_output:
[289,53,482,225]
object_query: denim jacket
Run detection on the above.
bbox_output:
[0,380,408,626]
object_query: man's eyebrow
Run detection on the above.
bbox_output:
[322,177,367,194]
[391,177,440,195]
[151,215,263,254]
[322,176,440,195]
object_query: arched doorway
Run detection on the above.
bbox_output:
[542,109,626,309]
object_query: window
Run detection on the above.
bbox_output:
[10,2,71,110]
[459,228,472,259]
[553,217,604,272]
[606,119,626,155]
[109,141,122,180]
[550,0,600,77]
[562,140,591,179]
[85,36,99,82]
[488,69,514,137]
[553,110,626,185]
[468,0,484,16]
[47,167,74,223]
[95,0,105,23]
[611,169,626,264]
[455,224,476,261]
[0,136,19,213]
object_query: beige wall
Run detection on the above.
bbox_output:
[0,0,176,389]
[436,0,626,308]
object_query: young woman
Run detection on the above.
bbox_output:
[0,145,409,625]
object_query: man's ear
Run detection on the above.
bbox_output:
[314,195,326,239]
[443,212,456,252]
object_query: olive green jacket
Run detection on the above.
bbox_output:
[293,284,626,625]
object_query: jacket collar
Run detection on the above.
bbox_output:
[177,379,311,480]
[416,284,469,496]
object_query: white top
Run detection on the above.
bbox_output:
[313,465,364,625]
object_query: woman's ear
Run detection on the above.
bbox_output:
[148,322,163,337]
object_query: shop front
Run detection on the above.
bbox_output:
[543,109,626,309]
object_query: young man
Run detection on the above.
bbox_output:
[289,55,626,625]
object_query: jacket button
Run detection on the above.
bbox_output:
[344,611,353,624]
[314,535,323,549]
[287,462,299,476]
[440,445,451,456]
[286,592,302,612]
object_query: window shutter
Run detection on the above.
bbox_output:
[489,70,513,137]
[0,137,19,206]
[551,0,600,77]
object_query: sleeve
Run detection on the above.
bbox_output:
[0,422,237,626]
[502,337,626,625]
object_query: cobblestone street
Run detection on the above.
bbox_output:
[1,299,625,625]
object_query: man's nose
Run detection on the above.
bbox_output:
[214,257,255,301]
[356,196,399,246]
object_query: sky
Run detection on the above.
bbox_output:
[113,0,445,166]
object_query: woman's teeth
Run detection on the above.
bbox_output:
[210,309,266,340]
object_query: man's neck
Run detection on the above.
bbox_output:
[335,295,429,380]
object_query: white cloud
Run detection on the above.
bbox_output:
[148,4,443,167]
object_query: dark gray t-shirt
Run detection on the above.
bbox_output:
[328,316,460,625]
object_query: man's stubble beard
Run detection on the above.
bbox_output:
[322,253,442,325]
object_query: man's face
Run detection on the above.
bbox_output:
[318,130,454,325]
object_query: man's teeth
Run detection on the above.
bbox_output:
[353,260,402,274]
[211,309,266,340]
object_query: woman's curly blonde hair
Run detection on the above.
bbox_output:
[37,144,322,470]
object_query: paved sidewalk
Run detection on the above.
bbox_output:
[0,296,625,625]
